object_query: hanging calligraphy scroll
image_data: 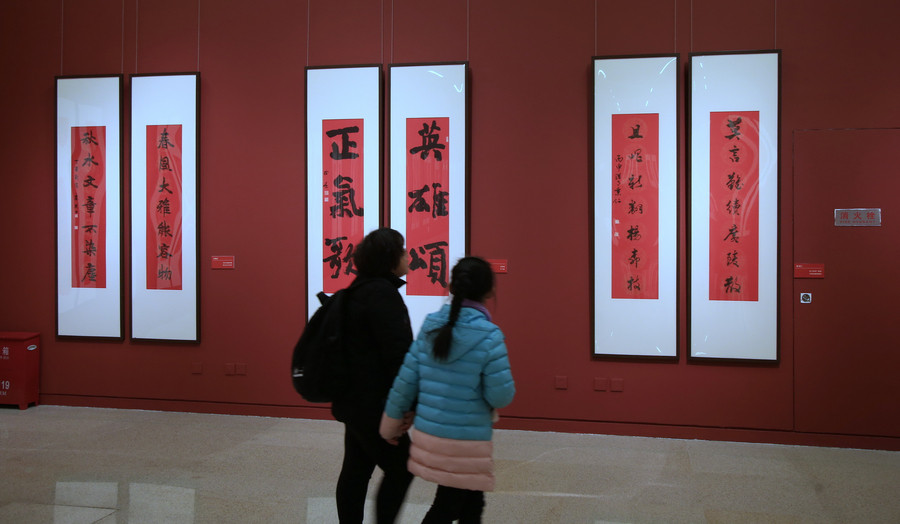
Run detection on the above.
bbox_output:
[71,126,108,289]
[56,76,123,339]
[689,51,780,362]
[708,111,759,301]
[405,117,451,296]
[321,118,366,294]
[390,63,468,334]
[131,73,199,342]
[592,55,678,359]
[306,66,382,318]
[146,125,184,291]
[611,113,660,300]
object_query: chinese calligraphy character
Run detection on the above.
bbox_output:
[726,250,740,267]
[158,265,173,281]
[158,177,173,194]
[82,225,98,234]
[626,225,642,241]
[157,221,173,237]
[628,248,640,268]
[724,276,742,293]
[82,154,99,168]
[726,172,743,190]
[329,175,364,218]
[158,243,172,259]
[326,126,360,160]
[409,120,445,161]
[728,145,741,162]
[82,263,97,283]
[628,148,643,163]
[83,196,97,215]
[157,198,171,216]
[159,156,172,171]
[726,198,741,215]
[81,130,99,145]
[82,239,97,257]
[723,224,740,243]
[628,124,643,139]
[158,128,175,149]
[627,173,643,190]
[725,117,743,140]
[626,276,641,291]
[83,175,98,188]
[323,236,348,279]
[627,200,643,215]
[411,242,449,288]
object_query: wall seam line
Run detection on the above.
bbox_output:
[60,0,64,75]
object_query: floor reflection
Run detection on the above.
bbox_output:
[1,406,898,524]
[52,481,195,524]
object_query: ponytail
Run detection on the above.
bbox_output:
[432,293,463,361]
[429,257,494,362]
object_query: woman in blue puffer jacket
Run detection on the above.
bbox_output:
[380,256,515,523]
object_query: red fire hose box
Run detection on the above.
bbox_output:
[0,332,40,409]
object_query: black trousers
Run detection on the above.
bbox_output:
[336,419,413,523]
[422,485,485,524]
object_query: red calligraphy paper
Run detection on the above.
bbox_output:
[406,117,450,297]
[71,126,107,288]
[147,125,183,290]
[322,119,365,293]
[611,114,659,299]
[709,111,759,301]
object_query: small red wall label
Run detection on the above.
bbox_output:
[487,259,508,274]
[794,263,824,278]
[212,256,235,269]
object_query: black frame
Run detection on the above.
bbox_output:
[129,72,201,343]
[590,54,681,362]
[686,50,782,364]
[55,74,125,340]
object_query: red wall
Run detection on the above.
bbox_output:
[2,0,899,450]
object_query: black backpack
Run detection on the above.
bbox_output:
[290,287,355,403]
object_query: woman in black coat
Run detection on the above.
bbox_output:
[331,227,414,523]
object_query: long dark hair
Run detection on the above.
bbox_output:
[431,257,495,361]
[353,228,405,278]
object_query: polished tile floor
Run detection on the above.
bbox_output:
[1,405,899,523]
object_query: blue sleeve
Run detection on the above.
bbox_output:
[482,331,515,409]
[384,342,421,419]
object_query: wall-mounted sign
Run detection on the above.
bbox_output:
[794,263,824,278]
[211,256,235,269]
[835,208,881,226]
